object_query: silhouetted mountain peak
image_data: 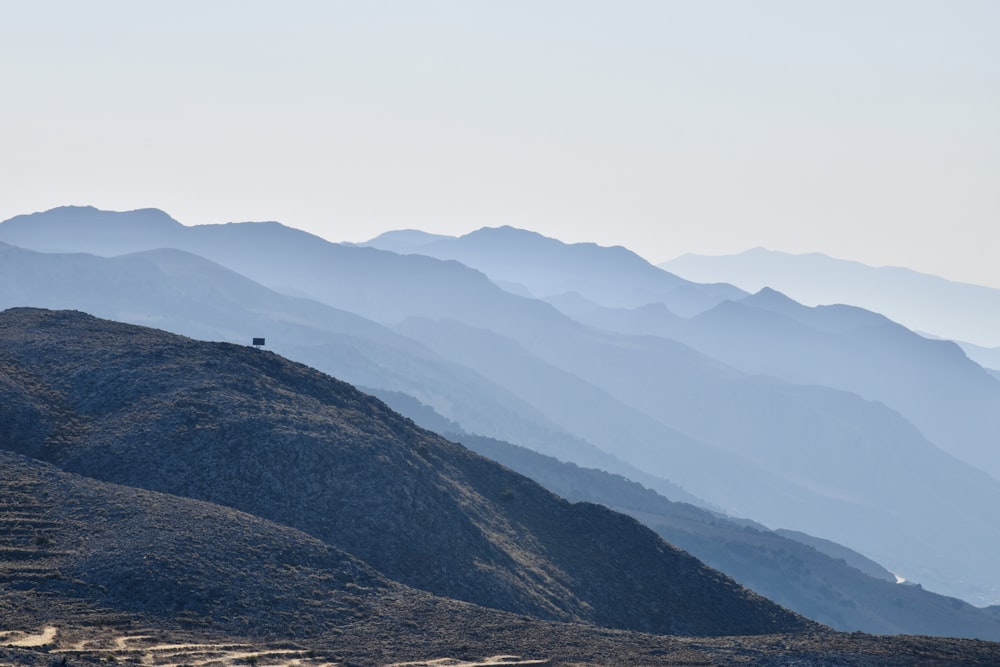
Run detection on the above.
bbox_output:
[0,206,185,256]
[739,286,806,316]
[749,286,797,305]
[362,223,746,316]
[742,286,894,333]
[363,229,455,254]
[8,205,183,229]
[448,225,650,264]
[663,246,1000,349]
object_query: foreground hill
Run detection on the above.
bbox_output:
[0,307,807,637]
[0,448,448,639]
[3,368,1000,666]
[8,447,775,665]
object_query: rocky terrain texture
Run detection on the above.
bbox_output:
[3,308,1000,664]
[0,309,801,631]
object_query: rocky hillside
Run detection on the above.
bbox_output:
[0,307,807,637]
[5,308,1000,664]
[2,454,1000,667]
[0,448,460,639]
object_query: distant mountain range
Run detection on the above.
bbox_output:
[662,247,1000,353]
[3,205,1000,622]
[551,285,1000,481]
[363,225,745,316]
[365,226,1000,480]
[5,235,1000,638]
[4,206,1000,607]
[357,222,1000,606]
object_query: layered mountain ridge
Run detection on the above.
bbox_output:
[3,207,1000,606]
[0,307,804,638]
[3,205,1000,650]
[663,247,1000,351]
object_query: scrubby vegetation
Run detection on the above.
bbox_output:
[2,308,1000,665]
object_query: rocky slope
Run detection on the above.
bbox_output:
[0,307,806,637]
[4,308,1000,664]
[2,455,1000,666]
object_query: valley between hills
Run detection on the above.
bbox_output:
[4,207,1000,664]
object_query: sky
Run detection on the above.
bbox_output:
[3,1,999,286]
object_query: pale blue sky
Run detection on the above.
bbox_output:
[3,1,998,285]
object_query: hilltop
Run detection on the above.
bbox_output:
[0,307,804,637]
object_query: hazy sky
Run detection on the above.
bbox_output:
[3,1,999,286]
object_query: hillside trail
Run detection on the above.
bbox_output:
[0,626,336,667]
[384,657,550,667]
[0,625,57,647]
[4,626,553,667]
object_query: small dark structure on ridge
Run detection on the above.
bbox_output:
[252,337,265,348]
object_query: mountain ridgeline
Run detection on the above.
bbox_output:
[363,225,745,315]
[4,204,1000,662]
[4,206,1000,609]
[0,307,807,637]
[662,246,1000,353]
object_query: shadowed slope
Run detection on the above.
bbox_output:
[462,436,1000,640]
[0,307,808,637]
[0,449,440,639]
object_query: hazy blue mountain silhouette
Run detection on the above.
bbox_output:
[395,315,808,514]
[0,206,182,255]
[359,228,453,254]
[562,286,1000,480]
[954,340,1000,372]
[5,207,1000,605]
[662,247,1000,350]
[364,225,745,316]
[773,529,895,582]
[0,241,692,503]
[388,305,1000,605]
[363,229,1000,482]
[0,207,565,327]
